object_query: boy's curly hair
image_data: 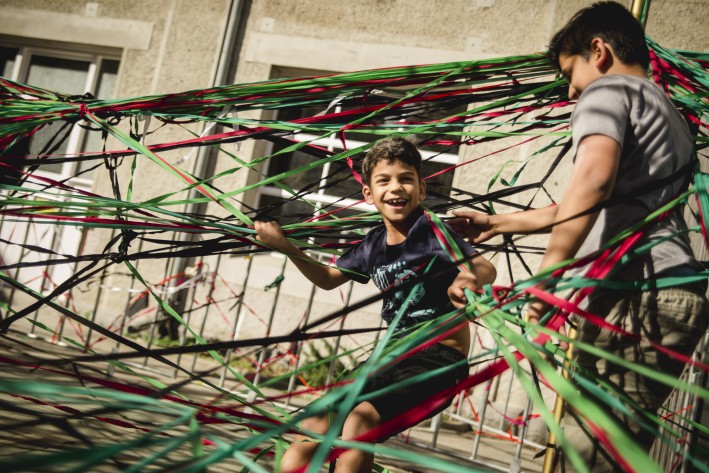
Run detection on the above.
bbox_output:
[361,137,422,185]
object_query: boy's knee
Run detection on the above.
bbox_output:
[343,402,382,438]
[282,416,330,471]
[299,414,330,435]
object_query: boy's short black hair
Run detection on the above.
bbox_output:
[547,1,649,71]
[361,137,422,184]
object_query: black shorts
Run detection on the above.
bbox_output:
[357,343,469,425]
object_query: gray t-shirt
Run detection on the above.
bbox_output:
[570,74,700,281]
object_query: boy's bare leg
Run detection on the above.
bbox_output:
[335,402,382,473]
[281,402,382,473]
[281,414,330,472]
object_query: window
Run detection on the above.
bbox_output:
[1,43,120,187]
[256,66,461,250]
[0,42,121,297]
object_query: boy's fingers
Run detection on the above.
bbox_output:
[448,272,480,309]
[471,215,490,226]
[447,218,464,229]
[452,209,477,219]
[451,293,468,309]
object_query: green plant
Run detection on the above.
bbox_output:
[300,340,355,388]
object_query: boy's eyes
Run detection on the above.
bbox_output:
[375,177,414,184]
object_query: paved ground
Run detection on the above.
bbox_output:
[0,332,544,472]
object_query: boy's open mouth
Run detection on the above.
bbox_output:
[385,198,408,208]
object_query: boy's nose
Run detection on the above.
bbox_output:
[568,85,579,100]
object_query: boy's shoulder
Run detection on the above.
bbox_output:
[343,222,387,256]
[361,222,387,244]
[581,74,659,103]
[572,75,654,127]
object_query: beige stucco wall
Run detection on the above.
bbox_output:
[236,0,708,78]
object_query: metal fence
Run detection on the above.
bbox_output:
[1,215,707,472]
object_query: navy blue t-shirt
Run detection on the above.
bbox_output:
[336,209,477,332]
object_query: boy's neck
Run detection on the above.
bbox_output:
[383,208,422,245]
[605,61,647,79]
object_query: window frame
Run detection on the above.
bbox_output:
[1,42,121,190]
[257,131,461,213]
[255,83,463,258]
[256,64,463,231]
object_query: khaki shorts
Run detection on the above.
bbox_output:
[561,282,709,472]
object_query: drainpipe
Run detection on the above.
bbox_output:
[192,0,246,201]
[163,0,246,336]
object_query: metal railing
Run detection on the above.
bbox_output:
[1,215,707,472]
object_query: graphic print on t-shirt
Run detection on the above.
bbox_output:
[371,257,437,326]
[335,210,477,332]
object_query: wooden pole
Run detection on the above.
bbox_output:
[540,328,576,473]
[630,0,650,28]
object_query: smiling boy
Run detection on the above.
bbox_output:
[256,136,495,473]
[447,2,708,471]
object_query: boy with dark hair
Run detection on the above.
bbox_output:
[546,0,650,70]
[256,136,496,473]
[448,2,708,471]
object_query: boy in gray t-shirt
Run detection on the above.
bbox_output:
[447,2,708,471]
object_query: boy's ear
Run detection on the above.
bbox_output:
[419,179,426,200]
[591,37,613,71]
[362,185,374,204]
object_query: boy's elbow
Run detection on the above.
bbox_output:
[483,262,497,285]
[318,280,340,291]
[472,257,496,285]
[312,271,348,291]
[478,258,497,284]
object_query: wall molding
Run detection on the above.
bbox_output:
[0,8,153,51]
[245,32,480,72]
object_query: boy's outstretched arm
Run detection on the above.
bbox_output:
[449,135,620,311]
[448,255,497,309]
[254,220,350,290]
[449,206,559,244]
[527,134,620,321]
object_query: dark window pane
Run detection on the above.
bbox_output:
[0,46,18,77]
[28,123,73,173]
[26,55,89,173]
[95,59,119,99]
